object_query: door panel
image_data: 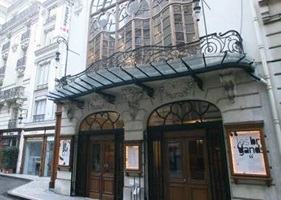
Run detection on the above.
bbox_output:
[190,185,209,200]
[88,137,115,199]
[164,130,211,200]
[165,140,187,200]
[89,142,102,199]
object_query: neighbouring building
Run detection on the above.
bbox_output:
[0,0,71,177]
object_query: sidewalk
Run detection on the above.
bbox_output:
[0,173,91,200]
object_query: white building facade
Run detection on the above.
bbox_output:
[49,0,281,199]
[0,0,77,177]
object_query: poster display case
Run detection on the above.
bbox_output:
[58,137,72,168]
[226,123,272,185]
[124,141,142,174]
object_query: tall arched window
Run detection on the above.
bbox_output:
[87,0,196,66]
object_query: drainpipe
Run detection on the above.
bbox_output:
[250,0,281,156]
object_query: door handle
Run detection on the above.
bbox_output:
[183,178,187,183]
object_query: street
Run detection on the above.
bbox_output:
[0,175,30,199]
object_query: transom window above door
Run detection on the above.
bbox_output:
[80,111,124,131]
[148,100,222,126]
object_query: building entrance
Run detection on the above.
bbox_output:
[88,135,115,199]
[163,130,210,200]
[75,111,124,200]
[147,100,230,200]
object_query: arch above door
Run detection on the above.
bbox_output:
[147,100,230,200]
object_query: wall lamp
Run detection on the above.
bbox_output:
[55,36,70,86]
[18,108,28,124]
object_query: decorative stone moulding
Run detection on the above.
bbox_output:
[12,43,18,52]
[159,77,194,99]
[16,66,26,77]
[21,43,29,51]
[21,30,31,51]
[219,70,236,103]
[122,86,144,120]
[0,74,4,86]
[2,53,8,60]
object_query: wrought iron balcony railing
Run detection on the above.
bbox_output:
[8,119,18,129]
[85,30,244,74]
[56,30,245,88]
[33,114,45,122]
[2,41,10,52]
[0,86,25,102]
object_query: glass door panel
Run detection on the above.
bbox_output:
[91,143,101,172]
[103,142,115,174]
[168,141,183,178]
[43,140,54,176]
[189,139,205,180]
[23,141,42,175]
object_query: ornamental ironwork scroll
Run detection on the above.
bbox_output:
[56,30,244,87]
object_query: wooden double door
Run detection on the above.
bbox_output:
[164,130,211,200]
[88,135,116,200]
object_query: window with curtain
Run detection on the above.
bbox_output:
[88,0,196,66]
[36,62,50,88]
[33,99,46,122]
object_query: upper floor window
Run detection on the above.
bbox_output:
[33,99,46,122]
[48,5,57,17]
[36,62,50,88]
[88,0,196,66]
[44,29,54,46]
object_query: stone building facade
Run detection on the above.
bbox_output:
[49,0,281,200]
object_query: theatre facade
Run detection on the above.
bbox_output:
[48,0,281,200]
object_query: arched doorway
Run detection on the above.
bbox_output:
[75,111,124,200]
[147,100,230,200]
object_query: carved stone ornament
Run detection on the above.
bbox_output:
[0,74,4,86]
[64,102,75,121]
[6,32,11,39]
[16,66,26,77]
[159,77,194,99]
[86,94,109,111]
[74,0,83,16]
[122,86,143,120]
[2,53,8,60]
[21,43,29,51]
[12,43,18,52]
[219,70,236,103]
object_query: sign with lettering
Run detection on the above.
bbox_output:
[60,0,73,39]
[229,130,266,175]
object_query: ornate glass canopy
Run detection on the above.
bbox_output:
[48,30,255,104]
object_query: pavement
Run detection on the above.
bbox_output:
[0,173,92,200]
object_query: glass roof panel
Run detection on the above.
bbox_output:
[108,67,132,81]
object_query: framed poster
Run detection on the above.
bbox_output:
[229,130,266,175]
[58,137,72,167]
[226,123,271,185]
[125,141,142,174]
